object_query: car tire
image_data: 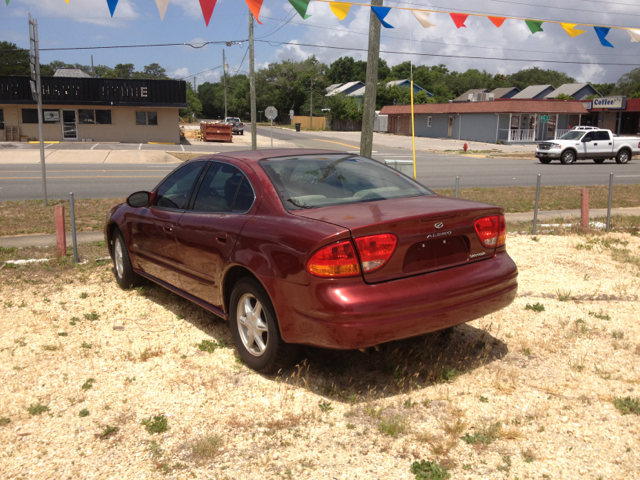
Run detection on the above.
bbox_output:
[229,278,298,373]
[538,157,552,164]
[240,131,244,135]
[616,149,631,164]
[560,150,576,164]
[593,158,605,164]
[112,229,144,289]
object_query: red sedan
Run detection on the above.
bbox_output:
[105,149,518,373]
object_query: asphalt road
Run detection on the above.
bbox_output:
[1,126,639,200]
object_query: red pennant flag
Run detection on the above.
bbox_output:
[450,13,468,29]
[245,0,264,24]
[199,0,217,26]
[488,16,506,28]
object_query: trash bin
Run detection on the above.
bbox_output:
[295,123,301,132]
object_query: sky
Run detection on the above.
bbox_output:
[1,0,639,87]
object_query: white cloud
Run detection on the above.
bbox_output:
[174,67,190,78]
[8,0,139,27]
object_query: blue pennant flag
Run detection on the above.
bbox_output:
[594,26,614,48]
[107,0,119,17]
[371,6,394,29]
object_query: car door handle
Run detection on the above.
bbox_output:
[593,143,598,145]
[609,143,612,145]
[216,233,228,243]
[163,224,173,233]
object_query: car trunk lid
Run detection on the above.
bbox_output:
[291,195,503,283]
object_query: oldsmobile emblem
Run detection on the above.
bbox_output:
[434,222,444,229]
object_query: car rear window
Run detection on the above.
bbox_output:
[260,154,432,210]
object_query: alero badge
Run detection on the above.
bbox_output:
[435,222,444,229]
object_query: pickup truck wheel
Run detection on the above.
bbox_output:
[539,158,552,164]
[560,150,576,164]
[616,149,631,164]
[593,158,605,164]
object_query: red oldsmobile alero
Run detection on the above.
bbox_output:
[105,149,518,372]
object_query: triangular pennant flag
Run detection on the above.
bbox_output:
[106,0,118,17]
[561,23,586,38]
[525,20,543,34]
[488,16,506,28]
[450,13,468,29]
[288,0,311,20]
[5,0,10,4]
[629,29,640,42]
[330,2,351,21]
[594,26,614,48]
[371,6,393,29]
[199,0,217,26]
[64,0,69,3]
[155,0,170,20]
[245,0,264,25]
[412,11,436,28]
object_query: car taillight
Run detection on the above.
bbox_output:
[354,234,398,272]
[474,215,506,248]
[307,240,360,277]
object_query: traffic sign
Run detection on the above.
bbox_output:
[540,115,549,123]
[265,106,278,120]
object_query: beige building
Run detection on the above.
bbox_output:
[0,71,186,144]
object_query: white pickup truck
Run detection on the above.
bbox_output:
[535,127,640,164]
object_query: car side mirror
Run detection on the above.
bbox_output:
[127,191,151,208]
[582,137,591,143]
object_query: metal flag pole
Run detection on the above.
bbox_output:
[29,13,47,206]
[410,32,417,180]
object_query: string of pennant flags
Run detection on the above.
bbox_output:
[5,0,640,48]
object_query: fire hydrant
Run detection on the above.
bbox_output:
[463,143,468,152]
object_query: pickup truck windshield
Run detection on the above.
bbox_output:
[227,118,241,123]
[559,131,584,140]
[260,154,432,210]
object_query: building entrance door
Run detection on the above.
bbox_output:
[62,110,78,141]
[447,116,453,137]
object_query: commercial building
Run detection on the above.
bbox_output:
[381,99,589,143]
[0,74,187,143]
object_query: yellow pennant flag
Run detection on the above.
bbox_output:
[330,2,351,21]
[561,23,586,38]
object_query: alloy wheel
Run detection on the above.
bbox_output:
[237,293,269,357]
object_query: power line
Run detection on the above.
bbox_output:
[258,39,640,66]
[176,65,222,80]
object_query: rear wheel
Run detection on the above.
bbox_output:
[560,150,576,164]
[538,157,552,164]
[593,158,605,164]
[229,278,298,373]
[112,230,144,289]
[616,149,631,164]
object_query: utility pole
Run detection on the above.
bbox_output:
[360,0,383,158]
[29,13,47,206]
[310,78,314,129]
[91,55,95,76]
[249,12,257,150]
[193,76,196,91]
[223,49,228,119]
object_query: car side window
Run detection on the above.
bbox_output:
[191,162,255,213]
[596,131,610,141]
[583,132,595,141]
[154,162,205,210]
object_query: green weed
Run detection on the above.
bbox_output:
[98,425,118,439]
[410,460,450,480]
[0,417,10,426]
[83,311,99,321]
[142,414,169,434]
[318,401,333,413]
[556,289,572,302]
[614,397,640,415]
[81,378,95,390]
[79,409,90,418]
[196,338,227,353]
[378,415,407,437]
[27,402,50,416]
[461,421,502,446]
[525,302,545,312]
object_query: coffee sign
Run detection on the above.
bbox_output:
[592,96,626,110]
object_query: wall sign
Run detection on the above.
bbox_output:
[43,110,60,123]
[593,96,626,110]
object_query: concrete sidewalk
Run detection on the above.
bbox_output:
[2,207,639,250]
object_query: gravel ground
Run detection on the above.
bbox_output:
[0,234,639,479]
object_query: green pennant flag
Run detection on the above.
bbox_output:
[525,20,544,34]
[6,0,10,5]
[288,0,311,19]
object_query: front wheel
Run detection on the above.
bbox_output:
[616,149,631,164]
[229,278,298,373]
[112,230,144,289]
[538,157,552,164]
[593,158,605,164]
[560,150,576,164]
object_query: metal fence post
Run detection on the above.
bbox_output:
[606,173,613,233]
[532,174,541,235]
[455,176,460,198]
[70,192,79,263]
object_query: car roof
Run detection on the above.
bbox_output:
[187,149,345,165]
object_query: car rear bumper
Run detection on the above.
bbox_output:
[267,251,518,349]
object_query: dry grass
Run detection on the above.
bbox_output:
[1,233,639,479]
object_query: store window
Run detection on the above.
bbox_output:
[136,111,158,126]
[96,110,112,125]
[79,109,95,124]
[427,116,432,128]
[22,109,38,124]
[0,109,4,130]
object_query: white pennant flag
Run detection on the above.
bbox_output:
[628,29,640,42]
[155,0,170,20]
[412,10,436,28]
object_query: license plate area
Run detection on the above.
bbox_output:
[403,236,469,274]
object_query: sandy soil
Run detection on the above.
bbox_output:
[0,233,639,479]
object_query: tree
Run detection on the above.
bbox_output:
[325,93,362,122]
[180,83,202,119]
[327,56,367,84]
[554,94,574,100]
[507,67,575,90]
[113,63,135,79]
[138,63,168,79]
[0,41,29,75]
[615,68,640,97]
[592,83,615,96]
